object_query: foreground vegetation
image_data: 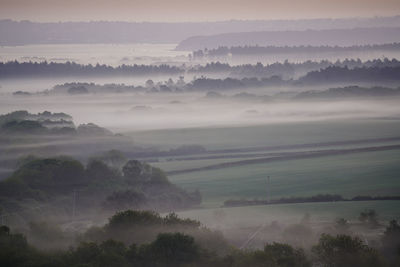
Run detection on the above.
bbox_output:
[0,209,399,267]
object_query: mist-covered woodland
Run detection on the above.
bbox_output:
[0,11,400,267]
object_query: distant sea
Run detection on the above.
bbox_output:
[0,43,189,66]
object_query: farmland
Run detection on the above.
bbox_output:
[127,119,400,223]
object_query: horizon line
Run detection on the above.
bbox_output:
[1,14,400,24]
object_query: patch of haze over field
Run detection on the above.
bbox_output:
[0,91,400,133]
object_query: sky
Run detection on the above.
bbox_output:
[0,0,399,22]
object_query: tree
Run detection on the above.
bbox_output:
[86,159,119,180]
[122,160,169,185]
[107,210,163,230]
[264,243,311,267]
[145,79,154,88]
[4,157,87,197]
[94,150,126,169]
[1,120,47,134]
[144,233,199,266]
[103,190,148,211]
[0,226,37,267]
[97,240,127,267]
[312,234,385,267]
[163,212,201,228]
[359,209,379,228]
[28,221,66,250]
[381,220,400,265]
[122,160,145,181]
[68,241,102,265]
[282,224,314,247]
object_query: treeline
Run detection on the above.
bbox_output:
[25,78,400,100]
[42,78,400,98]
[187,66,400,91]
[224,194,400,207]
[189,58,400,79]
[51,82,145,94]
[1,210,400,267]
[0,61,182,78]
[6,64,400,96]
[192,66,400,90]
[2,58,400,80]
[299,65,400,84]
[192,43,400,58]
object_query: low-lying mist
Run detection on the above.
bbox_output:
[1,90,399,133]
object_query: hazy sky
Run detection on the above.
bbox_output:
[0,0,399,22]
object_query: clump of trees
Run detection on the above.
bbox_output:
[0,110,72,125]
[0,156,202,221]
[82,210,202,244]
[80,210,229,258]
[0,110,113,136]
[101,159,201,211]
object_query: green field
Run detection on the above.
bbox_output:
[168,149,400,207]
[129,119,400,221]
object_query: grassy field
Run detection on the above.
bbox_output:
[168,149,400,207]
[130,119,400,221]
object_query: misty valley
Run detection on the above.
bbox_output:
[0,15,400,267]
